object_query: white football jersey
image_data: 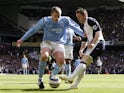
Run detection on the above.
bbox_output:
[83,17,104,43]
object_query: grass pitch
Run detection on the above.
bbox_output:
[0,74,124,93]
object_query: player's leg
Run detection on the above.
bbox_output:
[38,41,51,89]
[59,55,92,82]
[22,64,26,75]
[51,52,64,75]
[90,40,105,75]
[69,40,105,89]
[59,41,96,84]
[25,67,28,75]
[65,59,72,83]
[64,45,73,77]
[65,59,71,76]
[23,68,25,75]
[59,40,104,81]
[68,71,86,89]
[50,43,65,80]
[71,55,92,79]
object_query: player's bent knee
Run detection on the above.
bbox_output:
[40,55,49,61]
[56,58,64,66]
[81,55,93,66]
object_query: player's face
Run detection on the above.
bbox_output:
[76,13,85,24]
[51,11,60,22]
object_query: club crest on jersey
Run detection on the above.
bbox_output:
[92,25,98,30]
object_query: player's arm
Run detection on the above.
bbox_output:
[91,31,101,45]
[73,33,82,41]
[79,32,88,57]
[17,18,45,47]
[67,17,84,37]
[87,18,102,48]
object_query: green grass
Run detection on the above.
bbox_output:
[0,74,124,93]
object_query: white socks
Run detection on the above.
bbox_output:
[73,71,86,86]
[70,63,86,80]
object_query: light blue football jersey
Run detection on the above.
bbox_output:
[64,27,75,46]
[21,16,83,44]
[21,58,28,64]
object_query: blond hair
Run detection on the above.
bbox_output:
[51,6,62,15]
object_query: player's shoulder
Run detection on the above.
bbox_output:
[60,16,72,24]
[43,16,52,21]
[38,16,51,22]
[87,17,97,22]
[61,16,70,18]
[87,17,98,26]
[60,16,71,20]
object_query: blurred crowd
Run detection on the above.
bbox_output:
[93,9,124,41]
[0,47,123,74]
[0,47,39,74]
[87,50,124,74]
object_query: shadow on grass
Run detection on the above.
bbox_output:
[0,88,69,92]
[24,88,69,91]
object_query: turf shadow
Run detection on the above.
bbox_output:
[23,88,69,91]
[0,88,69,92]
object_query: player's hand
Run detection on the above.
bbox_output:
[76,36,82,41]
[79,49,85,57]
[16,39,23,47]
[87,43,95,48]
[74,36,82,41]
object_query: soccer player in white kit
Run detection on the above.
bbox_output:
[59,7,105,89]
[96,56,103,74]
[17,6,84,89]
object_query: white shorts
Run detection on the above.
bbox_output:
[64,45,73,59]
[40,41,65,54]
[22,64,28,69]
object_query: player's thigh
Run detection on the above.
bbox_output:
[53,44,65,66]
[40,41,52,60]
[53,51,64,66]
[90,40,105,60]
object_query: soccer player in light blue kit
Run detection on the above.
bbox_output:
[64,27,81,83]
[17,6,84,89]
[64,28,75,77]
[21,55,29,75]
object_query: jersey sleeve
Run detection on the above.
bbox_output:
[21,18,45,41]
[67,17,84,37]
[88,18,101,33]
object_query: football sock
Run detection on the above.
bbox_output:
[38,61,47,80]
[65,64,71,76]
[74,71,86,86]
[51,64,61,76]
[70,63,86,80]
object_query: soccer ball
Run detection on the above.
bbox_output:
[49,76,61,88]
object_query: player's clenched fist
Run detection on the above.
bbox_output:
[16,39,23,47]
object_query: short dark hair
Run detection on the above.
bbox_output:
[51,6,62,15]
[75,7,86,15]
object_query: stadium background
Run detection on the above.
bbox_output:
[0,0,124,74]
